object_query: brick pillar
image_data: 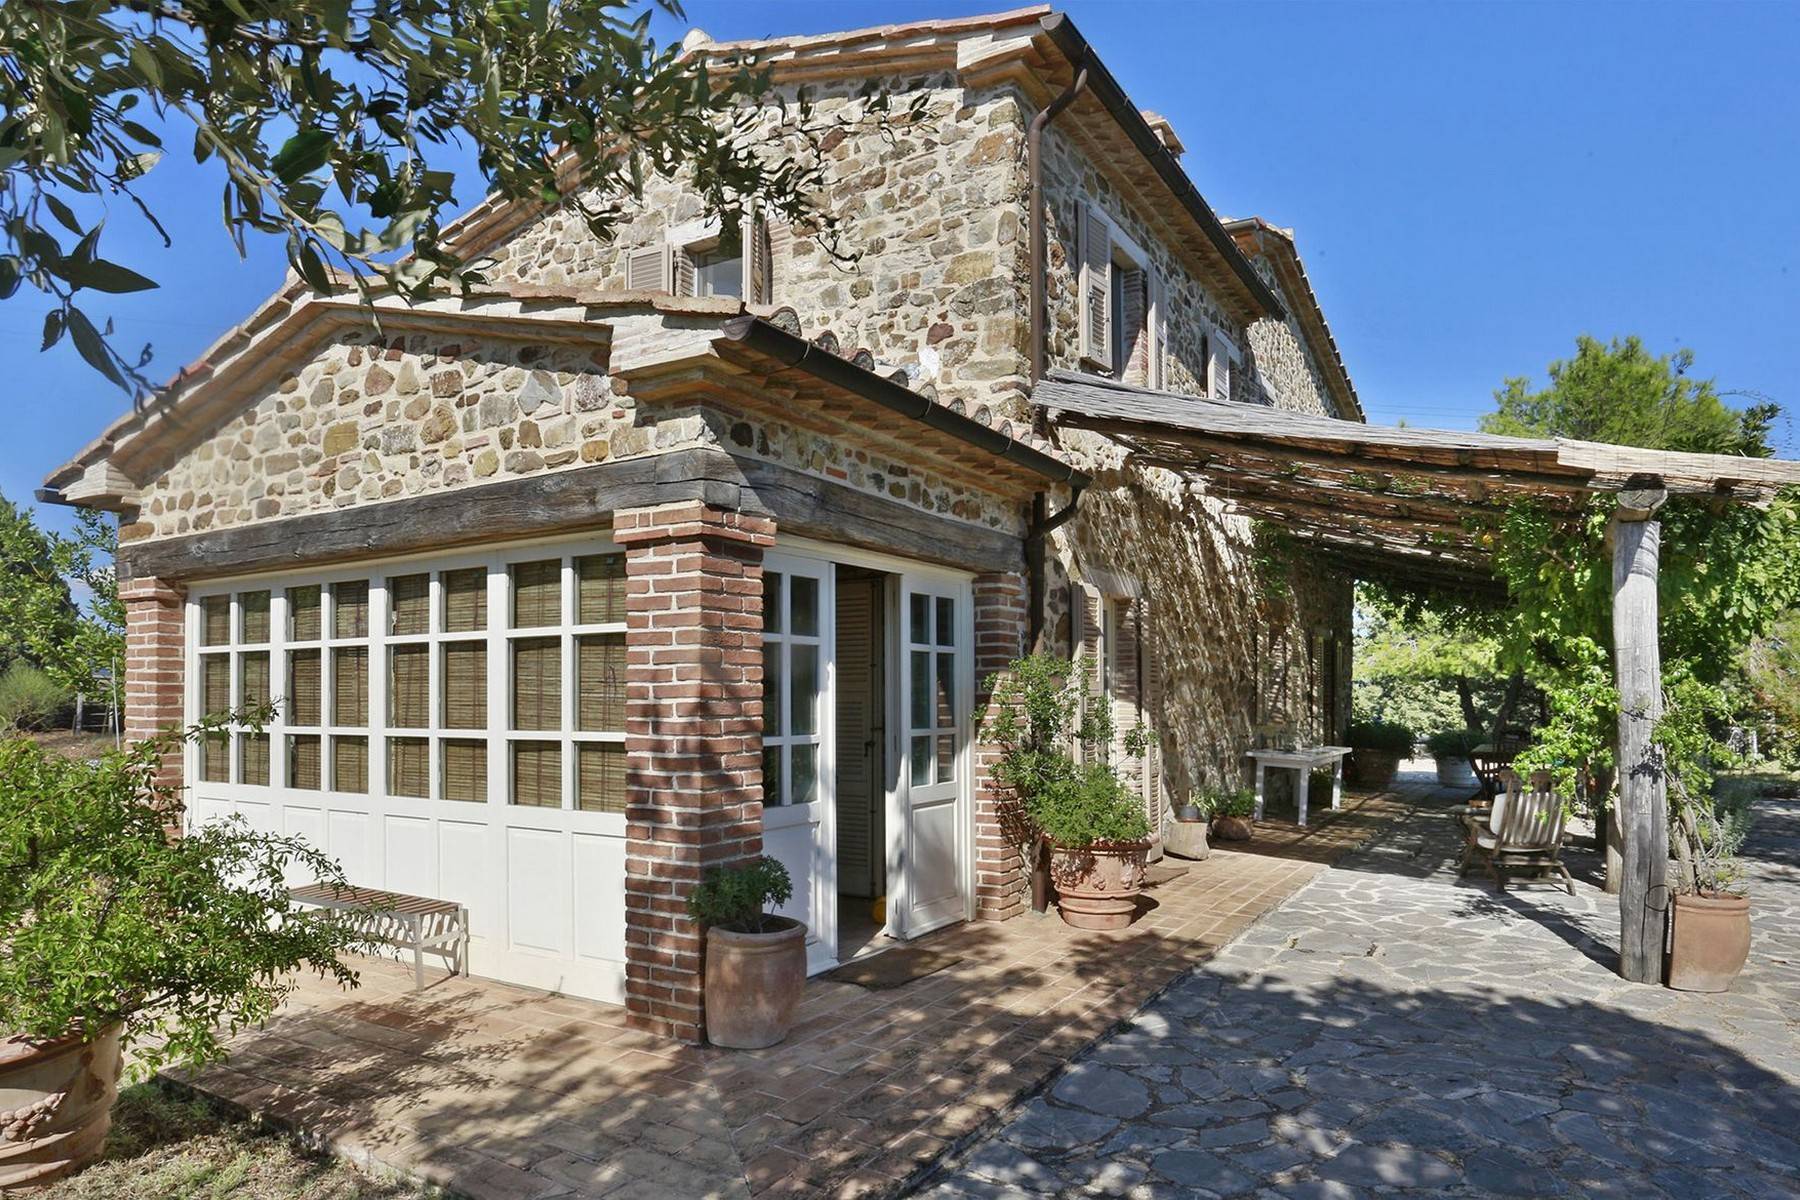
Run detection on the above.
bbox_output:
[121,576,186,791]
[614,501,773,1042]
[972,571,1030,921]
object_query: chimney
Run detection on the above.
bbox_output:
[1141,111,1184,161]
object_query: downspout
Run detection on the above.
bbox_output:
[1028,62,1089,391]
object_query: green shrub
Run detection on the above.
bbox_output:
[0,719,360,1074]
[1346,719,1414,754]
[687,856,793,933]
[0,662,71,731]
[1425,729,1481,759]
[982,655,1151,849]
[1196,787,1256,820]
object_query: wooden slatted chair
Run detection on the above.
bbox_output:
[1458,783,1575,894]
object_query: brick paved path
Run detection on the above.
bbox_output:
[922,780,1800,1199]
[171,790,1403,1199]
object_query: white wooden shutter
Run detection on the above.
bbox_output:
[626,243,670,292]
[1209,328,1235,400]
[1078,205,1112,370]
[744,207,770,304]
[766,219,792,301]
[1148,272,1168,390]
[1071,581,1105,761]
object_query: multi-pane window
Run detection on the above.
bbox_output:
[762,569,823,807]
[907,593,959,788]
[197,591,274,784]
[189,545,628,815]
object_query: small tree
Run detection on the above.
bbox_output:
[0,493,123,703]
[982,655,1151,849]
[1,717,360,1072]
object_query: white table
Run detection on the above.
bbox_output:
[1247,746,1351,827]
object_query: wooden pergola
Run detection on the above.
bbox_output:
[1036,370,1800,983]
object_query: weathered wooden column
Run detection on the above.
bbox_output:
[1611,487,1668,984]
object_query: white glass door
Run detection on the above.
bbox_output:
[760,554,837,972]
[892,576,972,936]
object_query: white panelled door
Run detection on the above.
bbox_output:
[892,576,973,937]
[760,554,838,973]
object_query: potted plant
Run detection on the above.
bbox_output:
[1200,787,1257,842]
[1666,781,1751,992]
[984,655,1152,931]
[1166,792,1210,861]
[1,720,359,1189]
[688,856,805,1049]
[1426,729,1481,789]
[1345,720,1414,789]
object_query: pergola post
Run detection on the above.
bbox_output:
[1611,487,1668,985]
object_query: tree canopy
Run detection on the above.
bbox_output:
[0,492,122,697]
[1,1,897,394]
[1369,336,1799,848]
[1480,334,1776,457]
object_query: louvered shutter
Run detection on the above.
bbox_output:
[1071,581,1105,761]
[626,243,669,292]
[1078,205,1112,370]
[1148,272,1168,390]
[1209,329,1235,400]
[1142,596,1164,831]
[744,207,771,303]
[766,219,791,300]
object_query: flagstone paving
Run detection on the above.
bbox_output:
[919,780,1800,1199]
[167,788,1404,1199]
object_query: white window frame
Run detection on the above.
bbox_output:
[761,565,828,808]
[185,534,629,821]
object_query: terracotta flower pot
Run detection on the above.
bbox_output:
[1211,815,1254,842]
[1667,892,1751,993]
[0,1023,124,1190]
[1049,841,1150,930]
[704,918,807,1049]
[1346,750,1402,790]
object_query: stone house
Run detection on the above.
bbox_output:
[45,6,1361,1043]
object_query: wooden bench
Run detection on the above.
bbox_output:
[290,883,469,991]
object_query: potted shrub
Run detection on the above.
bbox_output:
[1666,782,1751,992]
[1426,729,1481,789]
[1200,787,1257,842]
[688,856,805,1049]
[1345,720,1413,789]
[984,655,1152,931]
[1,721,359,1189]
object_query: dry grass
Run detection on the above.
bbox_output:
[18,728,118,760]
[37,1084,436,1200]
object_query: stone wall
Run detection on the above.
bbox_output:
[1038,126,1242,408]
[484,76,1035,413]
[129,323,1026,545]
[1241,258,1337,417]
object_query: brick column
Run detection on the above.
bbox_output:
[971,571,1030,921]
[614,501,773,1042]
[121,576,186,791]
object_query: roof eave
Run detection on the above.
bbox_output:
[1036,12,1286,324]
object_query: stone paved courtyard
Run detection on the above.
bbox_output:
[921,776,1800,1198]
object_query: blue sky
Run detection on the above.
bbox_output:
[6,0,1797,539]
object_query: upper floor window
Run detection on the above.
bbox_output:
[1077,202,1165,389]
[625,209,769,303]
